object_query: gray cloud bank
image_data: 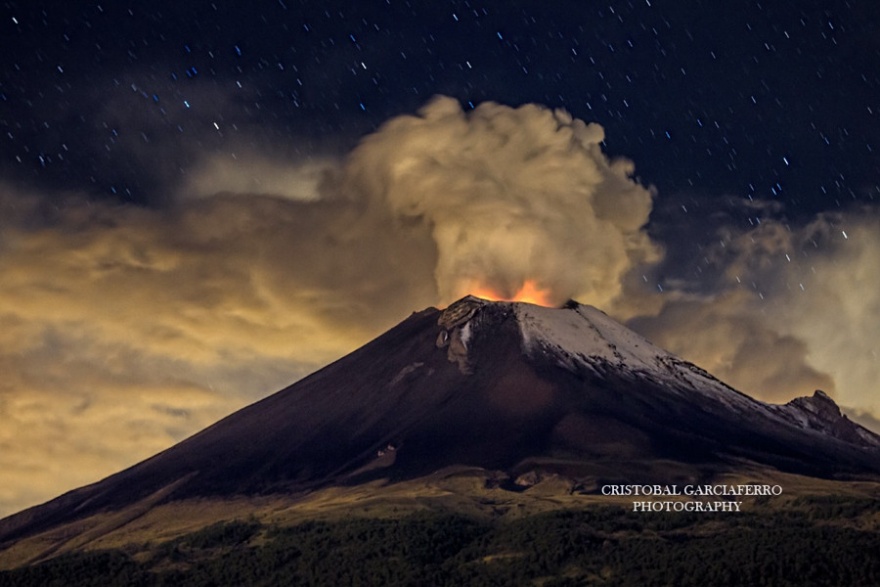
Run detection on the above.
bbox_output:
[1,96,877,517]
[628,208,879,416]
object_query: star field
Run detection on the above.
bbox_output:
[2,0,877,213]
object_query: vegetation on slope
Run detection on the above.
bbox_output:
[1,497,879,586]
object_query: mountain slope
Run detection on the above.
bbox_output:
[1,296,878,553]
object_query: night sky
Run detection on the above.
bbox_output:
[1,0,878,516]
[4,1,878,212]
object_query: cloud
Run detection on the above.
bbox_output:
[180,153,336,202]
[342,96,659,306]
[628,203,880,418]
[846,408,880,435]
[627,290,837,403]
[751,211,880,417]
[0,186,434,516]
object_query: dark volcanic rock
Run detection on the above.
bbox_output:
[773,390,880,448]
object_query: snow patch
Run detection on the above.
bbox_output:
[459,320,472,349]
[511,302,776,417]
[390,362,425,386]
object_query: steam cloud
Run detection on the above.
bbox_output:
[0,96,877,517]
[340,96,659,305]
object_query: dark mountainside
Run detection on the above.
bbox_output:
[1,297,879,550]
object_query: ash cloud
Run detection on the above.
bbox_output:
[343,96,659,306]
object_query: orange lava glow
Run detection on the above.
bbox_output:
[471,280,554,306]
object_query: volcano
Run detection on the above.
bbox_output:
[2,297,879,563]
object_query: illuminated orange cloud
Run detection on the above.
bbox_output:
[471,279,554,306]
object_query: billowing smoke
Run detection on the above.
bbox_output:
[339,96,659,306]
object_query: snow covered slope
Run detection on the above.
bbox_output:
[437,296,880,449]
[769,390,880,448]
[514,301,768,414]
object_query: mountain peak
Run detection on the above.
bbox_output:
[774,389,880,448]
[2,297,879,553]
[436,297,757,414]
